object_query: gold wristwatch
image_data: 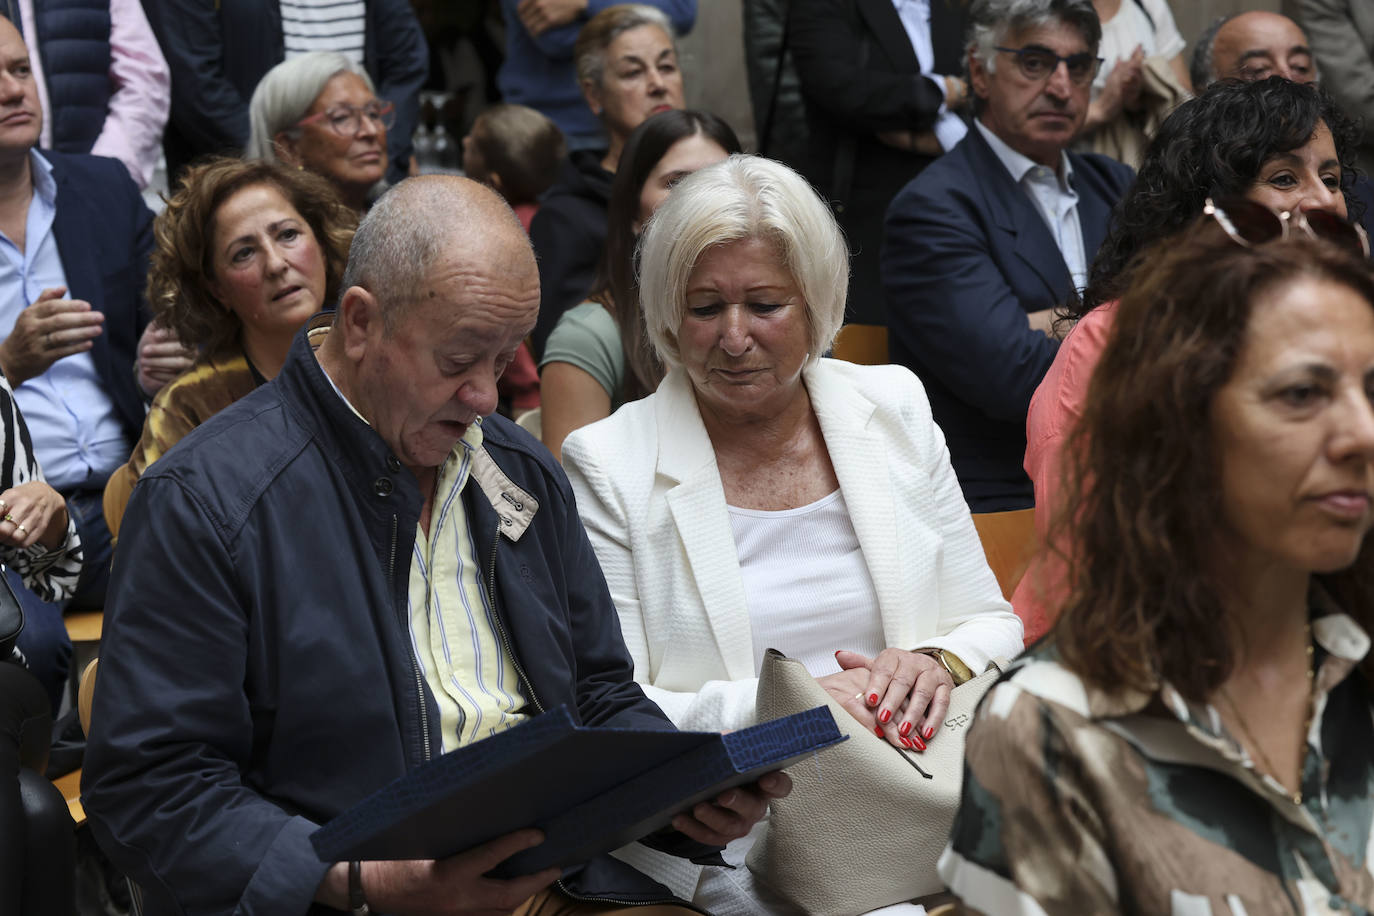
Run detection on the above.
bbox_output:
[916,648,974,686]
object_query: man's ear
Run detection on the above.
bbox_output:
[274,133,303,167]
[968,46,991,102]
[337,285,381,362]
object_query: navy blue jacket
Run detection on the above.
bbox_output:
[6,0,111,154]
[47,149,153,441]
[141,0,427,185]
[881,125,1133,512]
[82,324,711,915]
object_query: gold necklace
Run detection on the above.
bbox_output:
[1218,622,1315,805]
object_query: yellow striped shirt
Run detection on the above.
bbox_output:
[407,419,528,750]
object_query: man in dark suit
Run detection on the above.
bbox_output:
[788,0,970,326]
[0,13,153,704]
[882,0,1133,512]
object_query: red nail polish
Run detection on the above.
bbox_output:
[923,726,935,741]
[913,735,927,751]
[868,693,879,706]
[900,736,913,749]
[874,727,885,738]
[899,721,912,737]
[879,709,891,724]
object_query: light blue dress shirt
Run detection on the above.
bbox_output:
[974,119,1088,292]
[0,150,130,490]
[891,0,969,151]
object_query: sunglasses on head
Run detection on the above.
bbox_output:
[1203,196,1370,259]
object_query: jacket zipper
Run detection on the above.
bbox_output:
[391,513,432,763]
[483,521,705,913]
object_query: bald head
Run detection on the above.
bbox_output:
[1201,12,1314,90]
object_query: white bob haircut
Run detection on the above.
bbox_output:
[245,52,376,162]
[638,154,849,370]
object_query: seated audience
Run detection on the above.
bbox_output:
[142,0,426,186]
[882,0,1134,512]
[785,0,970,326]
[540,109,739,460]
[0,369,81,916]
[2,0,170,189]
[246,52,392,214]
[497,0,694,150]
[462,103,567,232]
[562,155,1023,911]
[0,13,157,708]
[529,4,686,356]
[1016,78,1362,642]
[111,158,355,507]
[82,176,787,915]
[941,217,1374,913]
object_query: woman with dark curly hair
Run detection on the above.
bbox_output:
[1014,76,1364,641]
[109,158,356,506]
[943,218,1374,912]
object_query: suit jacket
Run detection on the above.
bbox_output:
[563,359,1021,734]
[1287,0,1374,176]
[882,125,1134,512]
[47,149,153,443]
[788,0,969,324]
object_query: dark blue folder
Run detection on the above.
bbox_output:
[310,704,844,875]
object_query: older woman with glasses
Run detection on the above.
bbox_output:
[246,52,395,212]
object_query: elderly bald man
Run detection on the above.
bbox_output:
[81,176,789,916]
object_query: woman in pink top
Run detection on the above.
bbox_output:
[1016,77,1365,643]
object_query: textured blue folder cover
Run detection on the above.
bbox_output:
[309,705,844,874]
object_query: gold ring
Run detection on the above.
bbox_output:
[15,524,27,535]
[3,514,13,523]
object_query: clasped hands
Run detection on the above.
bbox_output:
[317,773,792,915]
[818,648,956,751]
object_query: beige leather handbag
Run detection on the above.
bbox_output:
[746,649,1005,916]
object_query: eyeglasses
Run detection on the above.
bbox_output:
[993,46,1102,85]
[1204,196,1370,259]
[295,100,396,137]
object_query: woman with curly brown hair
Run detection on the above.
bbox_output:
[942,217,1374,912]
[113,158,355,498]
[1015,76,1365,642]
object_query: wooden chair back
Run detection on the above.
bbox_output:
[831,324,889,365]
[971,508,1038,600]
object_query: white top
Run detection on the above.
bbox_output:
[1092,0,1186,97]
[728,489,885,676]
[281,0,366,63]
[975,119,1088,291]
[889,0,968,151]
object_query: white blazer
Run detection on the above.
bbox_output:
[563,358,1022,734]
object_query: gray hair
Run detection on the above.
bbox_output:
[967,0,1102,74]
[340,177,528,330]
[245,52,375,161]
[573,4,677,88]
[1190,15,1233,92]
[637,155,848,370]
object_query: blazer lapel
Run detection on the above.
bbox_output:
[967,128,1073,302]
[49,159,113,382]
[806,363,912,648]
[855,0,920,74]
[1072,154,1114,262]
[656,371,757,681]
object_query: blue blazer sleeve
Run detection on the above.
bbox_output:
[141,0,251,152]
[881,170,1061,423]
[368,0,429,185]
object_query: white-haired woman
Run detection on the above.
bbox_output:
[529,4,685,355]
[561,155,1023,912]
[245,51,392,212]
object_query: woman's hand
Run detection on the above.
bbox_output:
[1085,46,1145,133]
[836,649,955,750]
[0,481,68,550]
[817,664,880,735]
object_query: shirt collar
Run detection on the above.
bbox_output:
[974,118,1074,191]
[29,149,55,208]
